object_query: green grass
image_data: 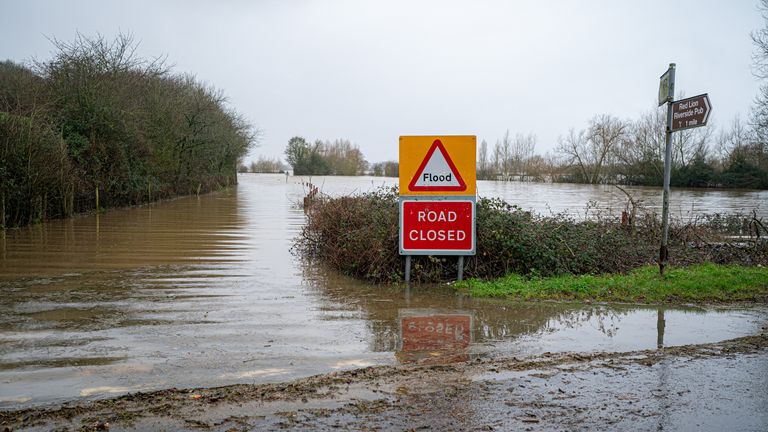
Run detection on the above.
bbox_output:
[455,264,768,304]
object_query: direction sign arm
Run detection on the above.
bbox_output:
[703,94,712,124]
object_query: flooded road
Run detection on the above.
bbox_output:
[1,175,766,409]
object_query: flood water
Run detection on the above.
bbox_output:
[1,175,766,408]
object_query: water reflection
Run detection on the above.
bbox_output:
[304,268,765,358]
[657,309,666,349]
[396,309,473,365]
[0,186,249,279]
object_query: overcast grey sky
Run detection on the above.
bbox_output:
[0,0,763,164]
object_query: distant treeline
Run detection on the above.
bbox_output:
[284,136,368,176]
[558,112,768,189]
[370,161,399,177]
[281,136,398,177]
[0,34,255,228]
[239,156,287,174]
[281,115,766,186]
[477,111,768,189]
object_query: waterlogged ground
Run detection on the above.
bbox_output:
[1,174,767,430]
[2,335,767,431]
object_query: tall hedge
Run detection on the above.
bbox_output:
[0,34,256,228]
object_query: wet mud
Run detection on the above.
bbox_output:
[2,333,765,431]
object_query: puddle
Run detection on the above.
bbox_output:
[0,174,765,408]
[469,353,768,431]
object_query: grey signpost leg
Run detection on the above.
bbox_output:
[457,256,464,281]
[405,255,411,283]
[660,63,676,276]
[405,283,411,306]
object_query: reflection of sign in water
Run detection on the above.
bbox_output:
[397,309,473,364]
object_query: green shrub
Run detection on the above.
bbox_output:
[0,112,73,227]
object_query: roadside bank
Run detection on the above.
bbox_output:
[456,263,768,305]
[2,333,766,431]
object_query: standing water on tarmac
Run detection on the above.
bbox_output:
[1,174,766,407]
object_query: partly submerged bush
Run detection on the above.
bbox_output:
[295,187,768,283]
[297,187,400,281]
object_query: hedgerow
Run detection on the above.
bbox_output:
[0,33,255,228]
[295,187,768,283]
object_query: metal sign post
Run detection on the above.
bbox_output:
[399,136,476,283]
[658,64,712,276]
[405,255,412,283]
[659,63,675,276]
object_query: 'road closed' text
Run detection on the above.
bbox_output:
[408,229,467,241]
[400,200,475,254]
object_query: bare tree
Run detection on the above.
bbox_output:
[556,127,590,182]
[587,114,626,183]
[672,120,713,169]
[492,139,502,180]
[525,153,554,182]
[557,115,626,184]
[499,130,513,178]
[250,156,286,173]
[478,139,489,179]
[746,1,768,184]
[512,133,536,179]
[718,116,751,156]
[320,139,368,175]
[752,0,768,144]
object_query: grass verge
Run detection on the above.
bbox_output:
[455,263,768,304]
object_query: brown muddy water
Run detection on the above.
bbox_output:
[0,174,766,409]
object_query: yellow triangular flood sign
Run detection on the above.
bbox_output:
[408,139,467,192]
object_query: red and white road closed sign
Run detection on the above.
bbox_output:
[399,200,475,255]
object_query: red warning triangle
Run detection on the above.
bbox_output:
[408,139,467,192]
